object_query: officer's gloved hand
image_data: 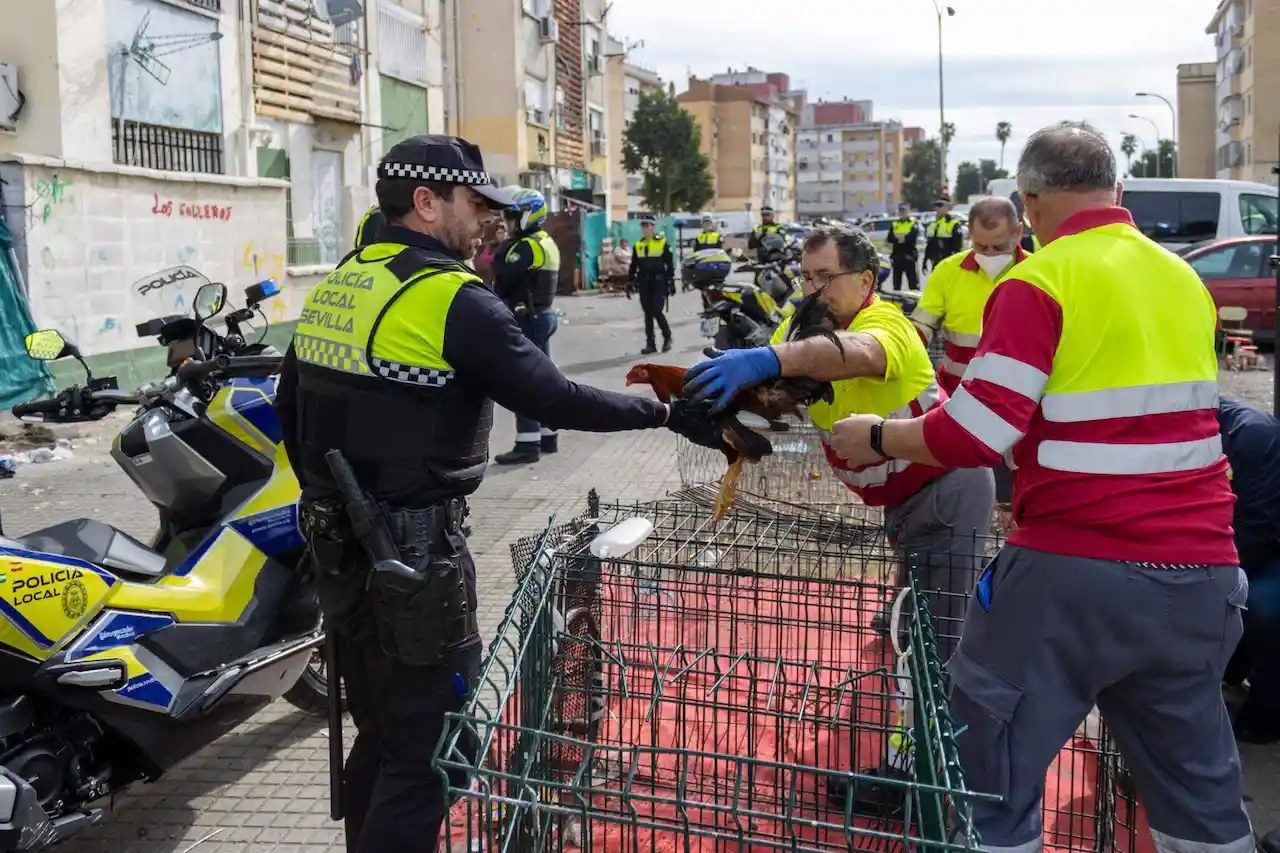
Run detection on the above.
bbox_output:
[625,282,634,300]
[682,346,781,413]
[667,279,676,296]
[665,399,734,455]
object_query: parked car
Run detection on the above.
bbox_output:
[1177,235,1277,342]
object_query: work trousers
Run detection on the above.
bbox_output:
[890,259,919,292]
[637,279,671,345]
[513,308,559,446]
[321,546,482,853]
[951,546,1253,853]
[885,466,995,662]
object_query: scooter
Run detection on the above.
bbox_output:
[0,278,326,850]
[698,279,785,350]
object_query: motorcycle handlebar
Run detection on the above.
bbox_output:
[178,354,284,384]
[11,397,65,418]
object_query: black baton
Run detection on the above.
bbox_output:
[325,623,345,821]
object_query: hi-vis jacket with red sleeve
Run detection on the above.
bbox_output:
[920,207,1237,566]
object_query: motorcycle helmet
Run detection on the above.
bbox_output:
[682,248,732,287]
[506,187,548,231]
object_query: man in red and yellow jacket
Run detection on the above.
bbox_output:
[910,197,1027,396]
[830,124,1252,853]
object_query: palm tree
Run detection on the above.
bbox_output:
[995,122,1013,171]
[941,122,956,154]
[1120,133,1138,176]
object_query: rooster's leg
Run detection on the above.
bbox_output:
[712,457,745,523]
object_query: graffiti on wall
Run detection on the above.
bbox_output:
[21,163,288,358]
[105,0,223,133]
[242,241,289,322]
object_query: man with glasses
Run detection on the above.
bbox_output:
[683,224,994,813]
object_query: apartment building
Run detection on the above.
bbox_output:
[1177,62,1217,179]
[603,45,663,219]
[677,69,798,222]
[0,0,424,383]
[1205,0,1280,183]
[795,101,905,220]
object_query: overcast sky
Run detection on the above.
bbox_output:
[608,0,1218,183]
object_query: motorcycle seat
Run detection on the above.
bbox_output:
[9,519,167,579]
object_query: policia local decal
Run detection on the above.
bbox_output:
[9,567,89,615]
[299,269,374,334]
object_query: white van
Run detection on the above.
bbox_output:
[984,177,1277,250]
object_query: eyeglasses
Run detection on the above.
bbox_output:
[802,270,856,288]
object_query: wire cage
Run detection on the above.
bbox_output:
[436,496,980,853]
[674,417,886,524]
[434,497,1145,853]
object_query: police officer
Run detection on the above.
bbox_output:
[830,123,1253,851]
[273,134,728,853]
[492,187,561,465]
[886,202,921,291]
[694,214,723,249]
[923,196,964,270]
[747,206,783,261]
[628,218,675,354]
[354,204,386,250]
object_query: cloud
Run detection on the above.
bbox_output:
[607,0,1218,188]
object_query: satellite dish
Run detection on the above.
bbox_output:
[124,10,224,86]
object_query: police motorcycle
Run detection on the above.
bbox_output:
[0,279,329,850]
[685,248,786,350]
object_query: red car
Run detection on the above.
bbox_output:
[1177,236,1277,342]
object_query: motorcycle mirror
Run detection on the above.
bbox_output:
[193,283,228,322]
[24,329,93,381]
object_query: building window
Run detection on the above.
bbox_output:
[112,119,223,174]
[555,86,567,130]
[826,134,833,143]
[524,76,549,125]
[182,0,221,9]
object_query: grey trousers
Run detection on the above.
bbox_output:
[885,466,995,661]
[950,546,1254,853]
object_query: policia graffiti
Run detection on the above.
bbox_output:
[274,134,732,853]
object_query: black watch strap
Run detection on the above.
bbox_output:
[869,419,890,459]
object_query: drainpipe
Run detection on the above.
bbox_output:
[240,0,255,174]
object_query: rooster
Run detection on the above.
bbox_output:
[625,292,845,521]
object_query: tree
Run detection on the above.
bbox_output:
[940,122,957,156]
[1120,134,1138,176]
[903,138,944,211]
[955,161,981,203]
[995,122,1013,171]
[1131,139,1176,179]
[621,89,714,214]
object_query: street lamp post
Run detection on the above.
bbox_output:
[931,1,955,196]
[1136,91,1177,178]
[1129,114,1163,177]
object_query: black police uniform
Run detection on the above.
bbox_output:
[627,225,675,353]
[354,205,387,250]
[887,215,921,291]
[274,134,724,853]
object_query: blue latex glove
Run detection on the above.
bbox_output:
[682,346,781,413]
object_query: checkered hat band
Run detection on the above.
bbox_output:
[379,162,491,184]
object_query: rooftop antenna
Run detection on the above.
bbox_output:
[116,12,223,163]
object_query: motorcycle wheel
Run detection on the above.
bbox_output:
[283,640,345,716]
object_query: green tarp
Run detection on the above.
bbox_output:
[0,219,53,408]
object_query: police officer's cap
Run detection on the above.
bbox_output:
[377,135,515,210]
[640,217,656,226]
[761,206,775,214]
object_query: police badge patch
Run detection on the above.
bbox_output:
[62,579,88,619]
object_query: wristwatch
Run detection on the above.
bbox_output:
[869,418,890,459]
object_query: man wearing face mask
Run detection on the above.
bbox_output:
[827,123,1252,853]
[910,197,1026,397]
[274,134,732,853]
[683,224,994,813]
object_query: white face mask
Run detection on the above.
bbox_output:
[975,253,1015,280]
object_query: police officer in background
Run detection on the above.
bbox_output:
[886,202,921,291]
[694,214,723,249]
[747,205,783,261]
[923,196,965,270]
[492,187,562,464]
[354,204,386,250]
[628,218,675,354]
[273,134,728,853]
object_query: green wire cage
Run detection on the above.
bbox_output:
[433,496,1142,853]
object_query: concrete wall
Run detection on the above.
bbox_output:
[0,154,290,385]
[1178,62,1217,180]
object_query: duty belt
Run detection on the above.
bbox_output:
[382,497,469,540]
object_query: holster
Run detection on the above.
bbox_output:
[367,498,479,667]
[301,500,365,631]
